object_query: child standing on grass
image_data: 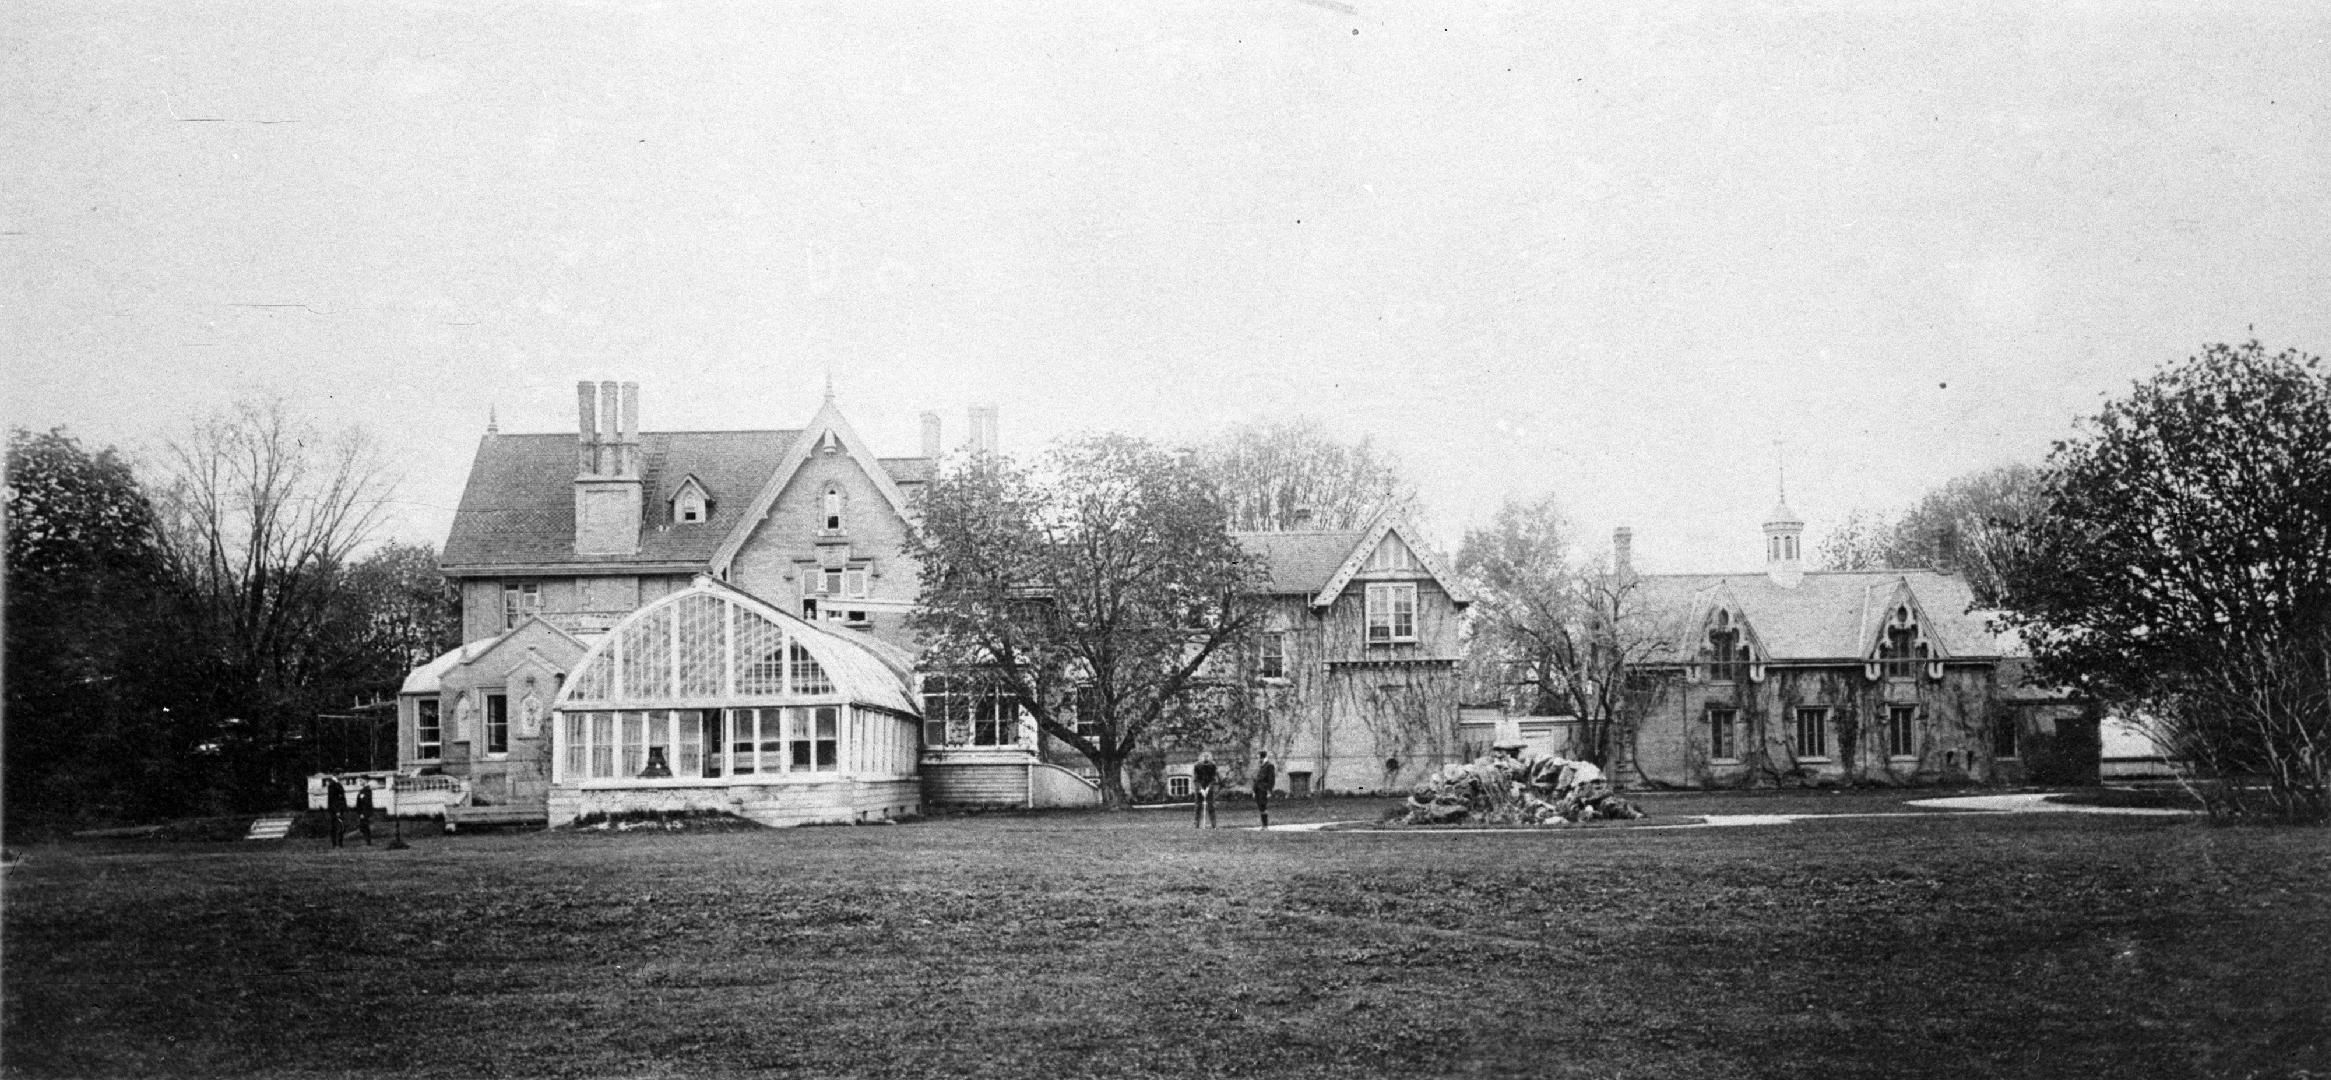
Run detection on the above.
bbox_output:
[1192,750,1219,828]
[354,784,374,846]
[1252,751,1277,830]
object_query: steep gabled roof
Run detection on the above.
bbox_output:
[439,418,935,574]
[1632,569,1997,662]
[1234,511,1470,609]
[1238,530,1368,597]
[708,397,916,578]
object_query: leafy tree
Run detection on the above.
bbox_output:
[1997,342,2331,821]
[1818,463,2042,605]
[1199,416,1416,532]
[1457,494,1671,768]
[3,428,194,829]
[909,435,1263,806]
[150,396,398,808]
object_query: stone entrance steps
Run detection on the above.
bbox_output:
[244,814,295,841]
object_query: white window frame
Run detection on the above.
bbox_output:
[558,707,850,783]
[1258,631,1287,680]
[502,581,542,630]
[415,698,442,761]
[674,486,707,524]
[1365,583,1418,644]
[1166,775,1192,798]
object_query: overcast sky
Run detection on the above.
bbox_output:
[7,1,2327,572]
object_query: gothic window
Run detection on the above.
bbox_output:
[822,486,843,532]
[1878,605,1929,679]
[1706,610,1748,683]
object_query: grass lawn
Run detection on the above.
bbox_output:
[4,793,2326,1079]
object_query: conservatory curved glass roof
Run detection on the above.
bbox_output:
[552,577,917,715]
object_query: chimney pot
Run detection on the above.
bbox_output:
[577,381,599,473]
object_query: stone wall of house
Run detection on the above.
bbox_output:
[548,778,922,828]
[1632,661,2033,788]
[1240,580,1468,796]
[727,447,922,656]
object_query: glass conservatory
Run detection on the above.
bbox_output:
[547,577,923,827]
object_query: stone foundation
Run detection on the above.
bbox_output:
[549,777,921,828]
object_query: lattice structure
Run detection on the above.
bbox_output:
[677,593,725,698]
[790,641,833,695]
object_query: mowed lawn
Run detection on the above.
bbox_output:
[5,794,2327,1080]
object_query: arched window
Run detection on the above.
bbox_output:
[1707,609,1748,683]
[1877,604,1929,679]
[822,486,843,532]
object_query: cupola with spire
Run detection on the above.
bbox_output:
[1763,498,1804,588]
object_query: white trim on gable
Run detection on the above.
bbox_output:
[670,474,712,524]
[1309,510,1472,609]
[708,398,916,579]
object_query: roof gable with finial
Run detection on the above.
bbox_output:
[708,393,913,577]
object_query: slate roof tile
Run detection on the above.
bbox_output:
[443,431,934,571]
[1634,569,2005,662]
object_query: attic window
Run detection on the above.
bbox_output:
[673,483,709,525]
[1365,583,1417,644]
[822,486,843,532]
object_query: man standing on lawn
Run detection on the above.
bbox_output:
[1252,750,1277,830]
[1192,750,1219,828]
[323,777,346,848]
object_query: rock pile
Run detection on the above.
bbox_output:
[1400,753,1646,826]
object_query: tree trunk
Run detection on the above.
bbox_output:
[1095,755,1132,808]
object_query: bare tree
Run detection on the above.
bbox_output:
[1818,463,2041,605]
[151,396,397,805]
[1199,416,1418,532]
[1458,494,1674,767]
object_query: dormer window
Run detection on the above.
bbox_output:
[1876,604,1932,679]
[822,486,843,532]
[1707,609,1748,683]
[671,477,710,525]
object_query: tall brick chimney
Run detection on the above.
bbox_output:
[574,380,643,555]
[966,405,999,454]
[1613,526,1633,577]
[921,411,943,458]
[576,381,599,475]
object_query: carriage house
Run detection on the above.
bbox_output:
[1622,502,2097,788]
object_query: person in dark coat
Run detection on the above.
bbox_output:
[1252,751,1278,830]
[1192,750,1219,828]
[323,778,347,848]
[353,783,375,846]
